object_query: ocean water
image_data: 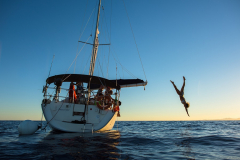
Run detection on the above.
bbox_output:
[0,121,240,159]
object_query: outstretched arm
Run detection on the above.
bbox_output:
[181,76,186,93]
[170,80,181,95]
[185,107,190,117]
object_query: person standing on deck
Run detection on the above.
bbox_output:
[69,82,77,103]
[170,76,190,117]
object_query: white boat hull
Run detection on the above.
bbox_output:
[41,101,118,132]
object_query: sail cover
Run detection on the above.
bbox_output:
[46,74,146,90]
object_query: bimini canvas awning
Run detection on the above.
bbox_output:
[46,74,147,90]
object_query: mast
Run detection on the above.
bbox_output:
[89,0,101,76]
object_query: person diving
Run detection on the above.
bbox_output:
[170,76,190,117]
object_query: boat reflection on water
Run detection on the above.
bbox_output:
[38,130,121,159]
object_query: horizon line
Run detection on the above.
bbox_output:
[1,118,240,121]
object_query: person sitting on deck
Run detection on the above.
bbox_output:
[92,85,104,105]
[96,85,104,97]
[105,86,113,96]
[170,76,190,117]
[105,86,115,107]
[69,82,77,103]
[76,82,84,98]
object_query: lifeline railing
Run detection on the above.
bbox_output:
[43,86,119,110]
[43,87,106,104]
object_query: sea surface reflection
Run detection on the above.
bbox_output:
[35,130,121,159]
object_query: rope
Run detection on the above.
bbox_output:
[122,0,147,81]
[62,74,72,82]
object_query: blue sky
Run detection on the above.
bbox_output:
[0,0,240,120]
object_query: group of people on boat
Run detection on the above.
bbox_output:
[94,85,116,107]
[68,82,117,107]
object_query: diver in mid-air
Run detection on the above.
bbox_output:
[170,76,190,117]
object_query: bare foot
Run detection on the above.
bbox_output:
[170,80,174,84]
[183,76,186,80]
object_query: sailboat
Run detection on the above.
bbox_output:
[41,0,147,132]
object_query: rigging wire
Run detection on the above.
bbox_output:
[83,51,92,74]
[96,62,100,76]
[98,18,105,77]
[101,12,111,78]
[101,4,111,43]
[117,66,122,79]
[79,43,87,73]
[74,0,89,73]
[77,0,90,41]
[102,51,105,77]
[100,6,136,79]
[60,35,92,83]
[48,55,55,79]
[96,4,107,79]
[122,0,147,81]
[106,39,136,78]
[94,1,136,79]
[40,86,56,129]
[99,1,112,78]
[65,35,92,74]
[74,2,95,72]
[44,54,55,97]
[107,0,112,79]
[97,57,104,77]
[60,0,143,83]
[110,47,137,78]
[43,53,55,123]
[91,0,99,42]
